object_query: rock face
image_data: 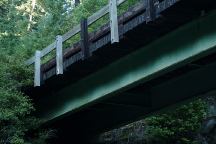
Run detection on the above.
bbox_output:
[200,96,216,144]
[98,96,216,144]
[205,95,216,117]
[98,116,216,144]
[97,120,147,144]
[200,116,216,144]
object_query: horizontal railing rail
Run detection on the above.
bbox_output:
[25,0,160,87]
[26,0,127,66]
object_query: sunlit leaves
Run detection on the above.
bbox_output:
[145,99,207,143]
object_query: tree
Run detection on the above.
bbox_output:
[27,0,37,31]
[145,99,207,144]
[0,0,51,143]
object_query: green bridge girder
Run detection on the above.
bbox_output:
[38,10,216,122]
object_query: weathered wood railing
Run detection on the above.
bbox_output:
[26,0,158,87]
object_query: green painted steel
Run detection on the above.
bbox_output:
[40,11,216,122]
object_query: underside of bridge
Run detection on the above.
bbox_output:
[25,0,216,143]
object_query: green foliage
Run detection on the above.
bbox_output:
[145,99,207,144]
[0,0,50,143]
[0,42,47,143]
[99,99,208,144]
[0,55,48,143]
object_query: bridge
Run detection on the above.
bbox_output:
[25,0,216,143]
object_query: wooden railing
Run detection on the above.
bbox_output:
[26,0,158,87]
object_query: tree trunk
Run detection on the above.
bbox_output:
[75,0,80,6]
[27,0,36,31]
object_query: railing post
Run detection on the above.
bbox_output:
[34,50,41,87]
[56,35,63,75]
[80,18,91,59]
[109,0,119,43]
[146,0,156,23]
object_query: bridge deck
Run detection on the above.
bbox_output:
[25,0,216,143]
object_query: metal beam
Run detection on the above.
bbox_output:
[38,11,216,121]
